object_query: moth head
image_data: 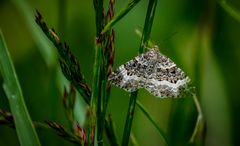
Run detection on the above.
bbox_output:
[147,46,159,61]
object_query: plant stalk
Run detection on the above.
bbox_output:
[91,0,104,145]
[121,0,157,145]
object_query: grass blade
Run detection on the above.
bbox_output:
[0,30,41,146]
[105,115,119,146]
[121,91,138,146]
[136,100,169,146]
[121,0,158,145]
[219,0,240,23]
[189,94,204,143]
[101,0,141,35]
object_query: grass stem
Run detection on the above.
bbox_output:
[101,0,141,35]
[219,0,240,23]
[91,0,105,145]
[121,91,138,146]
[121,0,157,145]
[136,100,169,146]
[189,94,204,143]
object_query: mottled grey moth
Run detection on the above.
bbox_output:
[109,46,190,98]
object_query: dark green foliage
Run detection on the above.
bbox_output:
[1,0,239,146]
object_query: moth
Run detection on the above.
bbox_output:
[108,46,190,98]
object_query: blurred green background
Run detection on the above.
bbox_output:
[0,0,240,146]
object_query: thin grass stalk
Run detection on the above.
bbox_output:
[136,100,169,146]
[105,114,119,146]
[93,0,146,144]
[97,48,108,145]
[89,41,102,145]
[97,73,106,145]
[121,91,138,146]
[101,0,141,35]
[218,0,240,23]
[97,1,116,145]
[130,134,139,146]
[121,0,158,145]
[93,0,104,35]
[97,30,108,146]
[104,0,115,113]
[189,93,204,143]
[139,0,158,51]
[92,0,117,145]
[91,0,105,145]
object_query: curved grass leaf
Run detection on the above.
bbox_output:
[136,100,169,146]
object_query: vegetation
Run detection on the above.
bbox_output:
[1,0,240,146]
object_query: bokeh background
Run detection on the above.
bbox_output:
[0,0,240,146]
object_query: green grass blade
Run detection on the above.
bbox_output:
[130,134,139,146]
[101,0,141,35]
[121,91,138,146]
[0,30,41,146]
[219,0,240,23]
[105,115,119,146]
[139,0,158,52]
[189,94,204,143]
[136,100,169,146]
[121,0,157,145]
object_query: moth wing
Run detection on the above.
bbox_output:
[144,53,190,98]
[108,58,146,92]
[109,47,190,97]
